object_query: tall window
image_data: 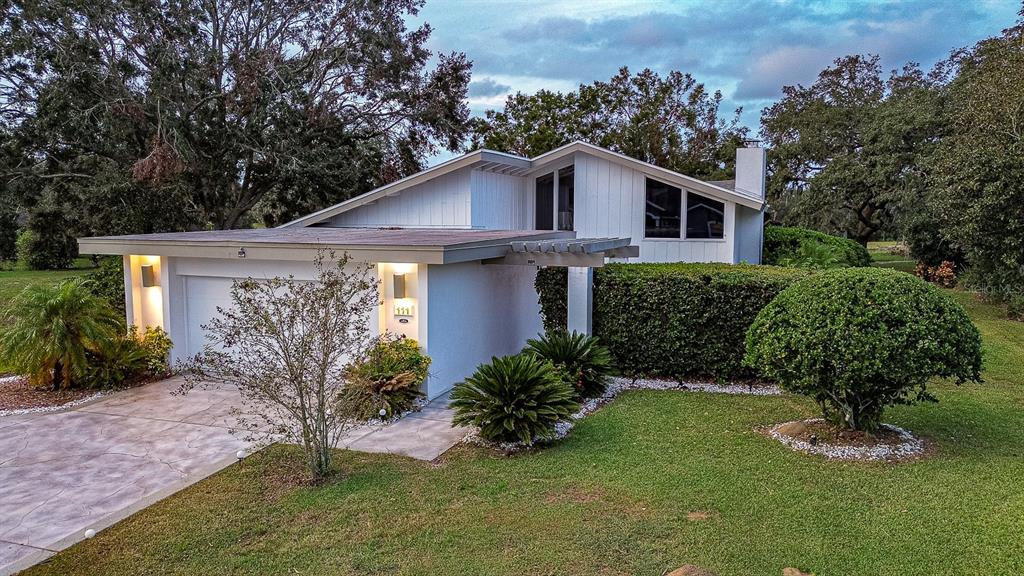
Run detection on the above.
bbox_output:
[644,178,681,238]
[557,166,574,230]
[535,173,554,230]
[686,192,725,239]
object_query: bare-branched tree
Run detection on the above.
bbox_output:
[179,250,379,480]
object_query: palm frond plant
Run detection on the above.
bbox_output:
[777,240,844,269]
[523,330,614,398]
[0,278,123,389]
[450,354,578,444]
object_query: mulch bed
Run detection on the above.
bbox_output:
[765,418,928,461]
[0,375,98,412]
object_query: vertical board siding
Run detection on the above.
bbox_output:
[573,152,735,264]
[470,170,527,229]
[324,169,472,228]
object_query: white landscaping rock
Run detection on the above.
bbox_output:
[768,418,924,461]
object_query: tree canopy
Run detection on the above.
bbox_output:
[929,9,1024,305]
[0,0,472,237]
[760,55,946,244]
[471,67,747,180]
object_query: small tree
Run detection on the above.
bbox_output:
[180,251,379,480]
[0,278,123,388]
[744,267,983,431]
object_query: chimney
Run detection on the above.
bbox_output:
[735,141,766,200]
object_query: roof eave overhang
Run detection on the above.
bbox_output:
[77,229,577,265]
[78,238,451,264]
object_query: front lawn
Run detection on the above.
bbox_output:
[0,258,94,303]
[22,292,1024,576]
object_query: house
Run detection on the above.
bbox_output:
[78,141,766,399]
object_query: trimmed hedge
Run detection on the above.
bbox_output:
[763,226,872,268]
[535,263,808,379]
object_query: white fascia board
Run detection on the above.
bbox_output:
[77,238,450,264]
[526,141,764,210]
[280,149,531,228]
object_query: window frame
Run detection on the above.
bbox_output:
[683,190,726,241]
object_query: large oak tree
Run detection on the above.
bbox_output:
[471,67,747,180]
[1,0,471,235]
[760,55,945,244]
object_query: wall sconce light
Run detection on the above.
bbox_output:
[393,273,406,299]
[141,264,159,288]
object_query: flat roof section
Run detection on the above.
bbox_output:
[78,228,576,264]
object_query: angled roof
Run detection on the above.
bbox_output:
[280,141,765,228]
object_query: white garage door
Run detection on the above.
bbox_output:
[183,276,238,358]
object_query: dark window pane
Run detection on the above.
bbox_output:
[645,178,681,238]
[535,173,553,230]
[686,192,725,239]
[557,166,574,231]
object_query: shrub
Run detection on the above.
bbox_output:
[0,278,123,388]
[82,326,174,389]
[137,326,173,375]
[523,330,613,398]
[763,226,872,268]
[535,267,568,332]
[915,260,957,288]
[744,267,983,431]
[450,354,578,444]
[87,257,127,313]
[340,335,430,419]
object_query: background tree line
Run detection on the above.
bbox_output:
[1,0,1021,311]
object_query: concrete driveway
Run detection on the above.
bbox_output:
[0,378,466,574]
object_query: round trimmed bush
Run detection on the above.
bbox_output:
[523,330,613,399]
[744,267,982,431]
[450,354,578,444]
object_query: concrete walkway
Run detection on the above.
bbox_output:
[0,378,467,575]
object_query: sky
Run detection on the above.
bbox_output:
[412,0,1019,160]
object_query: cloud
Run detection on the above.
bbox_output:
[468,78,512,98]
[415,0,1019,129]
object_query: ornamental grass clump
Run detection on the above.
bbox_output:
[523,330,614,399]
[744,267,983,432]
[450,354,579,444]
[340,335,430,420]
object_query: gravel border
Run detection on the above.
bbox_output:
[768,418,925,461]
[465,376,782,451]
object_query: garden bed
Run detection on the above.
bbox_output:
[765,418,926,461]
[0,374,107,415]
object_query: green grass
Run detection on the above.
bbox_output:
[0,258,95,302]
[22,292,1024,576]
[868,241,916,273]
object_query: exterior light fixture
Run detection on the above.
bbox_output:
[141,264,158,287]
[237,247,246,259]
[393,273,406,299]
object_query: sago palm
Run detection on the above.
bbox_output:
[0,278,124,389]
[523,330,614,398]
[450,354,578,444]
